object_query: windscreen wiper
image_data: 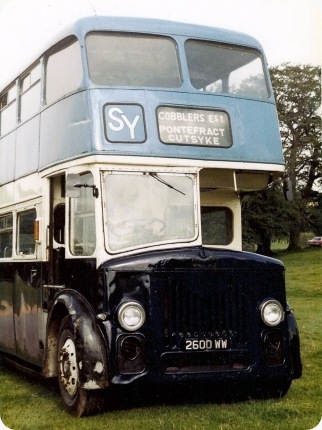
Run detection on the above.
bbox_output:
[149,173,185,195]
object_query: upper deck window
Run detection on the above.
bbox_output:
[185,40,269,99]
[20,63,41,123]
[86,32,182,88]
[0,84,17,135]
[46,38,83,105]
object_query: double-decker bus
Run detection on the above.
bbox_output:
[0,16,301,416]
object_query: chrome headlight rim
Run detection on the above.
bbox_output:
[260,299,284,327]
[117,301,146,332]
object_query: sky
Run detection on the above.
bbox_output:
[0,0,321,89]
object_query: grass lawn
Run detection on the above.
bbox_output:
[0,247,321,430]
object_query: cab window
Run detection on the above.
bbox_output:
[201,206,233,245]
[69,172,96,256]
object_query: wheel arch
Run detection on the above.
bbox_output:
[286,310,302,379]
[42,290,109,389]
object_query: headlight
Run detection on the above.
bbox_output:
[260,299,284,327]
[117,302,146,332]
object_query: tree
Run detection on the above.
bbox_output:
[270,64,322,250]
[242,64,321,253]
[242,183,292,255]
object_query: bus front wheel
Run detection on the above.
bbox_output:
[57,315,105,416]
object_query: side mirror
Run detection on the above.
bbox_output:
[283,174,293,201]
[65,173,99,198]
[66,174,81,198]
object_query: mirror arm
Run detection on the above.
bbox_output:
[74,183,99,198]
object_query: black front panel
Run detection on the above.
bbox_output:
[159,269,248,349]
[149,264,285,374]
[103,247,289,379]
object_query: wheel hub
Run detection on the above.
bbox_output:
[59,338,79,396]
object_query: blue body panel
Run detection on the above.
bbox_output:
[89,88,283,164]
[39,91,92,168]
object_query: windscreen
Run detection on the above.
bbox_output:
[185,40,269,99]
[103,172,197,252]
[86,32,182,88]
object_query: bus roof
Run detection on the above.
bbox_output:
[54,16,265,51]
[1,16,265,92]
[75,16,262,46]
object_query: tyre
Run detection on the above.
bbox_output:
[57,315,105,416]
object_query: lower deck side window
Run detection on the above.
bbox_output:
[17,209,36,255]
[0,213,13,258]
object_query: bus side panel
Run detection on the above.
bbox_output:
[13,262,44,366]
[39,91,92,169]
[15,116,40,178]
[0,132,15,185]
[0,263,15,354]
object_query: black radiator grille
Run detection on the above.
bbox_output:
[162,270,248,349]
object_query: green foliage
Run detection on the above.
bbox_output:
[1,248,321,430]
[242,183,291,253]
[242,64,322,251]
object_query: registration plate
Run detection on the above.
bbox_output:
[183,338,231,351]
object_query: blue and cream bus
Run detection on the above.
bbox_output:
[0,16,301,416]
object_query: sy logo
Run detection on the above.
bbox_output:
[104,104,146,143]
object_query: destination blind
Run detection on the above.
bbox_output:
[157,106,232,148]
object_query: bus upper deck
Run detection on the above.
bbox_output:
[0,16,284,190]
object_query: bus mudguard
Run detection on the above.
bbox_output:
[43,290,109,389]
[286,307,302,380]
